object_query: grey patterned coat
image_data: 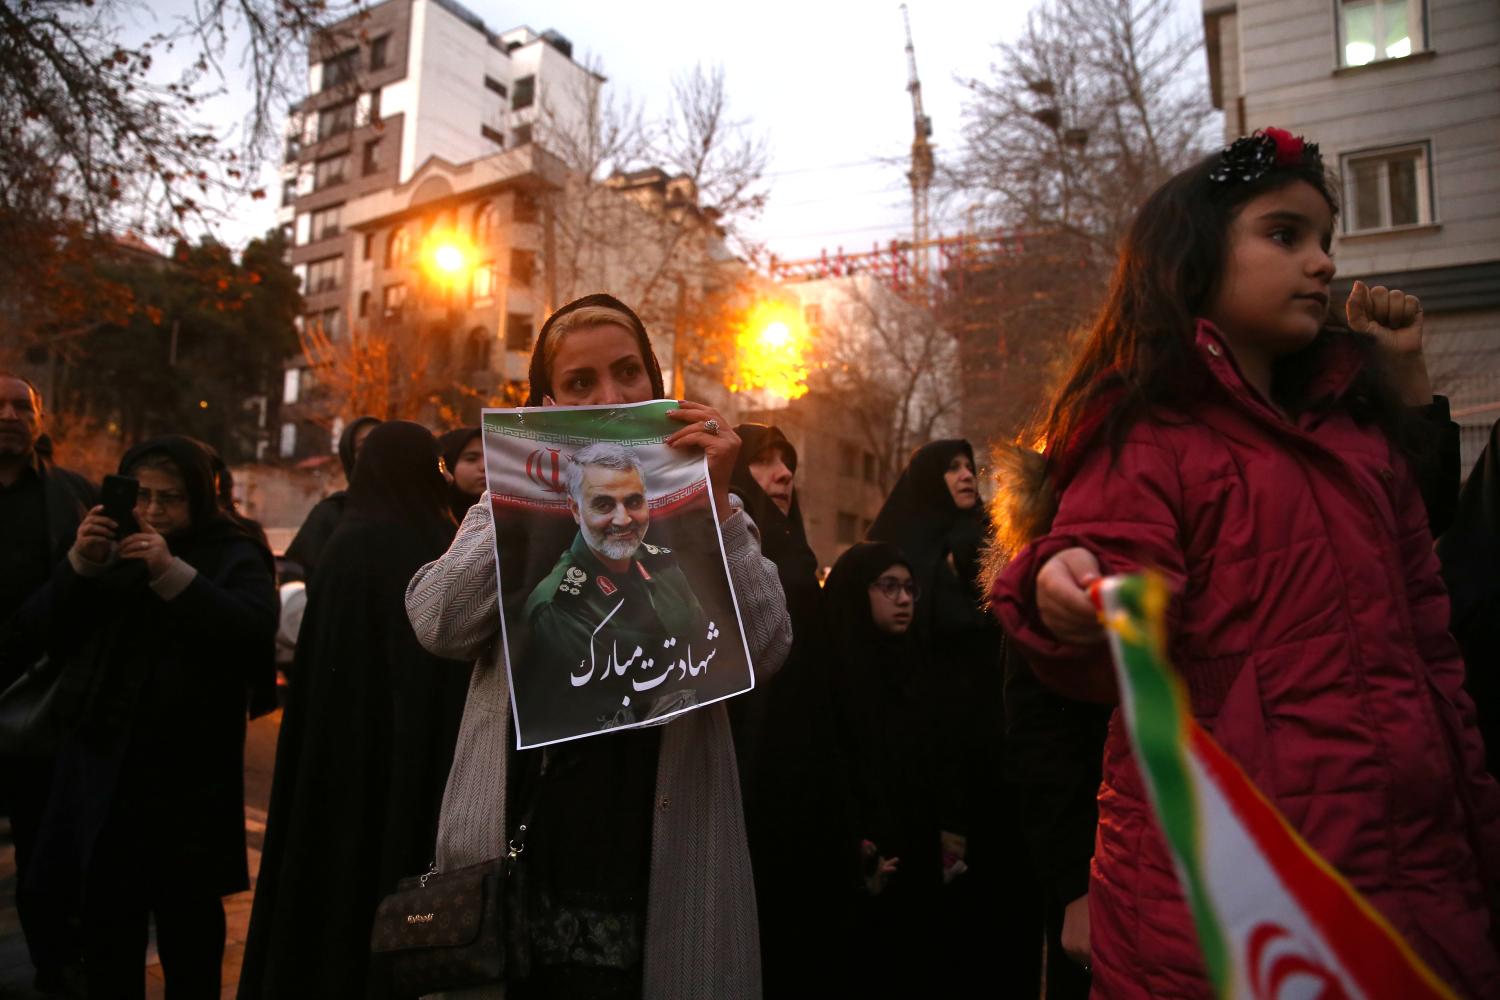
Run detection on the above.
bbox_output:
[405,497,792,999]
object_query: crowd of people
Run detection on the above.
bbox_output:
[2,125,1499,1000]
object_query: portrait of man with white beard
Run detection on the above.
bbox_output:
[519,441,710,733]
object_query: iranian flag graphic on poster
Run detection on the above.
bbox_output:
[1094,573,1458,1000]
[482,400,755,750]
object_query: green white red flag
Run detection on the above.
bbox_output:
[1094,573,1458,1000]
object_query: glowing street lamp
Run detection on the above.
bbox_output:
[731,302,810,402]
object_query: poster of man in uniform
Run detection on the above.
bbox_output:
[482,399,756,749]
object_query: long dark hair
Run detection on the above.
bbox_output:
[996,147,1422,554]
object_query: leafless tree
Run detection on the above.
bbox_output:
[948,0,1215,258]
[940,0,1217,452]
[535,60,770,387]
[805,278,960,491]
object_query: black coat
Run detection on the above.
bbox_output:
[30,505,276,902]
[239,421,469,1000]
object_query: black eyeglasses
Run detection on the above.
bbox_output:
[870,576,919,601]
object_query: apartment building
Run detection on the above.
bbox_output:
[275,0,596,457]
[1203,0,1500,466]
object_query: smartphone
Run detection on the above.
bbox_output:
[99,474,141,537]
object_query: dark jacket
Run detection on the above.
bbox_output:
[29,437,276,902]
[0,454,95,682]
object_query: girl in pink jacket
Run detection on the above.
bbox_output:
[991,129,1500,998]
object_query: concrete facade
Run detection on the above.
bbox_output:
[1203,0,1500,467]
[276,0,596,459]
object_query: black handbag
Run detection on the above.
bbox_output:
[370,817,531,996]
[0,656,66,757]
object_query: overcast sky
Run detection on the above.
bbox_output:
[143,0,1211,263]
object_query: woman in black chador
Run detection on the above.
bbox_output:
[238,421,471,999]
[869,439,1042,996]
[31,435,277,998]
[727,424,859,994]
[824,541,958,995]
[283,414,381,584]
[439,425,486,524]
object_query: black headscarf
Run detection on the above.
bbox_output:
[338,415,382,481]
[438,426,482,522]
[868,439,988,628]
[730,424,820,631]
[119,435,268,563]
[346,421,456,548]
[822,542,949,892]
[824,541,917,674]
[524,293,665,406]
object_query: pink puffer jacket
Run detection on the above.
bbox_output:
[993,322,1500,999]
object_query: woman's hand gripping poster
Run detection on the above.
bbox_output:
[482,400,756,749]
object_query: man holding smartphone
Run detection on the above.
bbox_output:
[0,371,95,994]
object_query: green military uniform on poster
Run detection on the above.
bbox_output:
[521,530,714,729]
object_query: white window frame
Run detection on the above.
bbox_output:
[279,422,297,459]
[1336,0,1426,68]
[282,368,300,404]
[1340,142,1434,234]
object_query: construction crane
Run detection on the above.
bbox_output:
[900,3,935,291]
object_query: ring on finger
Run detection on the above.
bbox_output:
[703,418,720,435]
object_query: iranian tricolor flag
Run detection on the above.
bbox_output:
[1094,573,1458,1000]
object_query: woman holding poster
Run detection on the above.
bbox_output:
[405,294,791,1000]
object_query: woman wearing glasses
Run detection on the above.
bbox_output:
[868,440,1042,996]
[31,435,278,997]
[823,540,959,995]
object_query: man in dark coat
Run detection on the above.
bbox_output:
[0,372,94,993]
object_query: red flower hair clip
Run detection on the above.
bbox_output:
[1209,127,1322,184]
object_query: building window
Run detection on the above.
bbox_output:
[512,75,535,110]
[279,222,295,246]
[363,138,383,176]
[509,248,536,287]
[836,512,859,544]
[284,135,301,164]
[838,442,858,477]
[383,283,408,319]
[305,307,342,341]
[370,34,390,70]
[512,124,533,147]
[1342,143,1432,232]
[314,152,349,189]
[386,226,410,268]
[471,261,496,303]
[484,75,508,98]
[513,191,539,224]
[307,256,342,294]
[862,451,877,484]
[1338,0,1423,67]
[309,203,343,242]
[318,100,356,141]
[464,327,492,371]
[474,203,499,244]
[358,290,370,318]
[505,312,534,351]
[481,124,506,148]
[322,49,358,91]
[282,368,300,404]
[281,180,297,207]
[279,422,297,459]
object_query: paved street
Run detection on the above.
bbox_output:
[0,708,283,999]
